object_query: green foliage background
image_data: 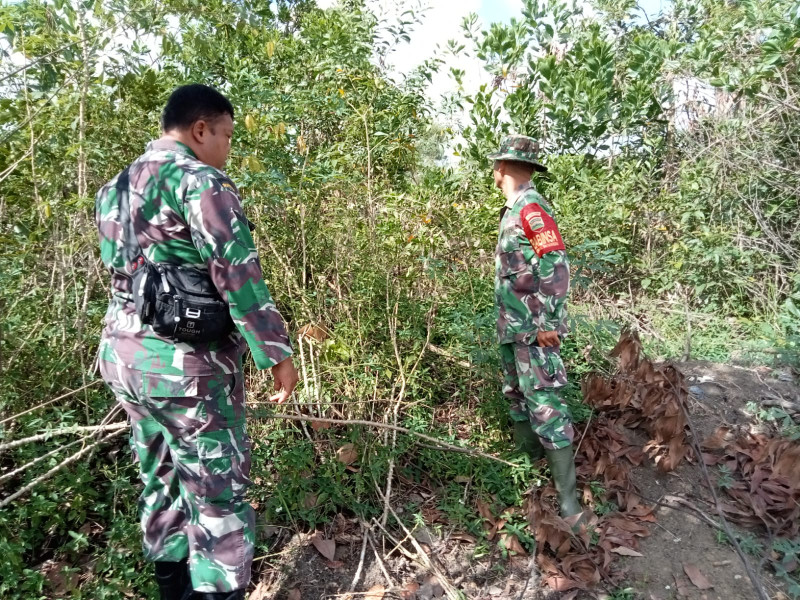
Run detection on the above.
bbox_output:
[0,0,798,597]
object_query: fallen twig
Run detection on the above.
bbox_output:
[260,413,516,468]
[574,408,595,456]
[427,344,473,369]
[347,522,370,594]
[0,428,127,507]
[661,494,723,530]
[670,376,770,600]
[0,421,128,452]
[379,500,460,600]
[367,529,395,588]
[0,435,89,485]
[0,380,102,426]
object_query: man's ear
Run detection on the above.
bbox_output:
[190,119,208,144]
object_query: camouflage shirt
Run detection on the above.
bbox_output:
[495,182,570,345]
[96,139,293,376]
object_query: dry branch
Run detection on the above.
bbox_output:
[0,380,102,426]
[0,428,127,508]
[261,413,516,467]
[0,421,127,452]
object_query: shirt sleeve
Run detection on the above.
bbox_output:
[183,175,293,369]
[536,249,570,333]
[515,211,570,335]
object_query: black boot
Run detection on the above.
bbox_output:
[154,559,193,600]
[190,591,246,600]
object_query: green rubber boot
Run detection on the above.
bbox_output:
[545,445,582,519]
[513,421,545,460]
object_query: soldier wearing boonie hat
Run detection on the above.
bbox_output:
[489,134,584,524]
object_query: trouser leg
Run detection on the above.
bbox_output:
[100,360,191,561]
[139,369,254,593]
[101,360,254,593]
[504,343,581,518]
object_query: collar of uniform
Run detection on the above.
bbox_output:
[146,138,198,158]
[503,181,534,211]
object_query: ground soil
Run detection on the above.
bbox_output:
[250,360,799,600]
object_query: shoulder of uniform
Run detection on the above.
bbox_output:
[520,187,544,204]
[521,189,555,216]
[96,167,128,200]
[177,161,238,196]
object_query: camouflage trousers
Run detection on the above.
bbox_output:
[99,359,254,593]
[499,342,574,450]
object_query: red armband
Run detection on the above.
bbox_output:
[520,203,565,258]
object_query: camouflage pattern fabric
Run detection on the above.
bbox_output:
[95,139,292,592]
[487,134,547,171]
[100,358,254,593]
[95,139,293,376]
[499,343,573,450]
[495,182,569,345]
[495,180,573,450]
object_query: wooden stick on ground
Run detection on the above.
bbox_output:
[367,530,396,588]
[0,421,128,452]
[261,413,517,468]
[0,428,127,508]
[0,380,102,426]
[667,368,770,600]
[347,522,370,594]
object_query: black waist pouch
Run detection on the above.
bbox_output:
[132,262,235,344]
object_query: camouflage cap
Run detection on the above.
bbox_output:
[487,134,547,172]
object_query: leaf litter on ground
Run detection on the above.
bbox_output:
[485,331,799,593]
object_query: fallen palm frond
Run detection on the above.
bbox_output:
[583,331,691,471]
[703,426,800,537]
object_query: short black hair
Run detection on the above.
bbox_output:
[161,84,234,131]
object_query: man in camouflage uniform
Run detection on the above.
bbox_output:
[96,84,298,600]
[489,135,582,521]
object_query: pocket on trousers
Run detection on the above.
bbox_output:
[196,426,252,500]
[202,370,245,429]
[141,373,200,398]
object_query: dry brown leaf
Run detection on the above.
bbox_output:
[703,426,731,449]
[324,559,345,569]
[364,584,385,599]
[611,546,643,557]
[336,443,358,465]
[310,531,336,561]
[477,498,493,520]
[673,574,689,598]
[683,564,713,589]
[400,581,420,599]
[477,498,495,536]
[310,419,331,431]
[39,560,79,595]
[499,532,528,556]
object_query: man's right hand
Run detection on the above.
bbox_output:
[536,330,561,347]
[269,357,298,404]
